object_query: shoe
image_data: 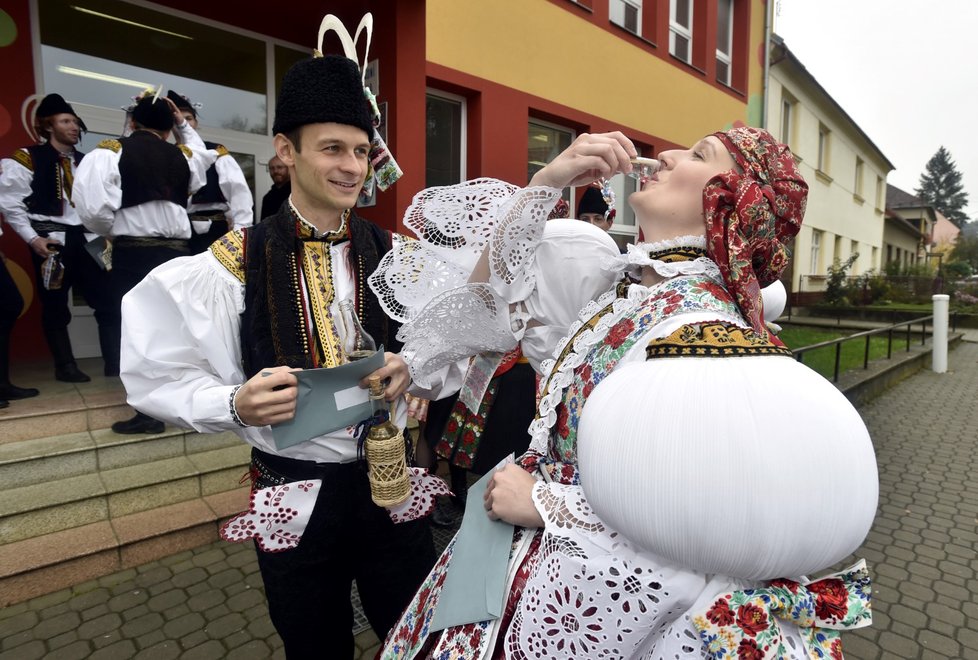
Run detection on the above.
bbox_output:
[0,400,8,409]
[0,384,40,400]
[111,412,165,434]
[429,496,463,528]
[55,363,91,383]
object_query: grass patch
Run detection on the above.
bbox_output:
[777,326,894,381]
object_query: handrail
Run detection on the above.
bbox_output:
[791,314,947,383]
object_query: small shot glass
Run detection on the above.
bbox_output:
[627,157,660,183]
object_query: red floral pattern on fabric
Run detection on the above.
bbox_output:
[692,560,872,660]
[703,127,807,340]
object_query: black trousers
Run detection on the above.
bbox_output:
[189,217,229,255]
[109,243,188,369]
[0,257,22,334]
[0,257,23,384]
[29,225,119,370]
[251,449,436,659]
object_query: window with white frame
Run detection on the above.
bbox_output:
[780,96,794,148]
[875,176,884,210]
[425,91,466,187]
[817,124,830,173]
[528,120,575,205]
[851,240,860,274]
[610,0,642,35]
[810,229,822,274]
[716,0,734,85]
[854,157,864,198]
[670,0,693,63]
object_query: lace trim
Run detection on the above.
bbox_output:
[396,283,516,389]
[603,237,716,280]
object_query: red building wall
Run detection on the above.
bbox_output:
[1,0,45,360]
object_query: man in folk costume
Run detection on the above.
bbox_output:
[166,90,254,253]
[73,93,216,434]
[0,93,117,384]
[116,17,437,658]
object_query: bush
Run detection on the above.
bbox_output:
[824,254,859,306]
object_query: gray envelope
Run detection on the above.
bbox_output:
[271,348,386,450]
[429,455,516,631]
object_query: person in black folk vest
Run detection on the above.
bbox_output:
[167,90,254,253]
[259,154,291,220]
[0,222,38,406]
[0,93,117,383]
[73,93,215,434]
[115,53,436,657]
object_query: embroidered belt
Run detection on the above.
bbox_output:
[31,220,79,233]
[112,235,191,253]
[646,321,793,359]
[692,560,872,660]
[190,210,227,221]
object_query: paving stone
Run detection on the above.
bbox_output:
[0,630,32,651]
[162,603,190,621]
[134,630,166,651]
[146,589,185,613]
[0,610,37,637]
[889,603,928,628]
[68,588,111,612]
[204,611,247,639]
[231,640,273,659]
[0,640,45,660]
[186,590,225,613]
[107,588,147,611]
[87,640,137,659]
[33,610,82,639]
[181,639,226,659]
[45,640,94,659]
[918,630,961,657]
[48,628,80,649]
[120,612,163,638]
[227,588,265,612]
[133,641,181,659]
[171,566,208,589]
[163,612,206,639]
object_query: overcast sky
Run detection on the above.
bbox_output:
[774,0,978,220]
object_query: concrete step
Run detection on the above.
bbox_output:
[0,488,249,607]
[0,442,251,544]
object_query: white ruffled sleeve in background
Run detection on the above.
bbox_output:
[74,147,123,237]
[120,251,247,434]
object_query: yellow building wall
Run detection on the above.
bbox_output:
[427,0,766,147]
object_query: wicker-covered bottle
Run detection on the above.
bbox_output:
[364,377,411,507]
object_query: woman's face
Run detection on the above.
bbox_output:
[629,135,736,242]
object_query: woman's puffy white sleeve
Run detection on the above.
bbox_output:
[120,252,246,433]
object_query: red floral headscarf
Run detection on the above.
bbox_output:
[703,127,807,337]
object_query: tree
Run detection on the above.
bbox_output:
[915,146,970,228]
[950,233,978,273]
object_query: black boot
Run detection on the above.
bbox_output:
[0,399,8,409]
[0,331,39,399]
[112,411,164,434]
[46,328,90,382]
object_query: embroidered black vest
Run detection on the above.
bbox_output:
[190,141,227,206]
[118,131,190,210]
[22,144,84,217]
[239,206,400,378]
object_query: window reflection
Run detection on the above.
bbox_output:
[39,0,268,134]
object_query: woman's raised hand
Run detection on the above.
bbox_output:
[529,132,637,189]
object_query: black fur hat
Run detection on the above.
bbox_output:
[578,186,609,216]
[35,94,87,132]
[272,54,373,137]
[167,90,196,119]
[131,97,174,132]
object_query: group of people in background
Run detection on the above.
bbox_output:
[0,89,290,417]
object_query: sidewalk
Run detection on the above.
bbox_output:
[2,341,978,658]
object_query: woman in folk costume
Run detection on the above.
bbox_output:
[371,127,878,659]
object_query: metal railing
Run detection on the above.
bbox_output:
[791,314,955,382]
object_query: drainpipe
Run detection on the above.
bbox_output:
[761,0,774,129]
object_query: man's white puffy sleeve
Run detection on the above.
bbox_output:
[120,251,247,433]
[215,153,254,229]
[73,147,123,237]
